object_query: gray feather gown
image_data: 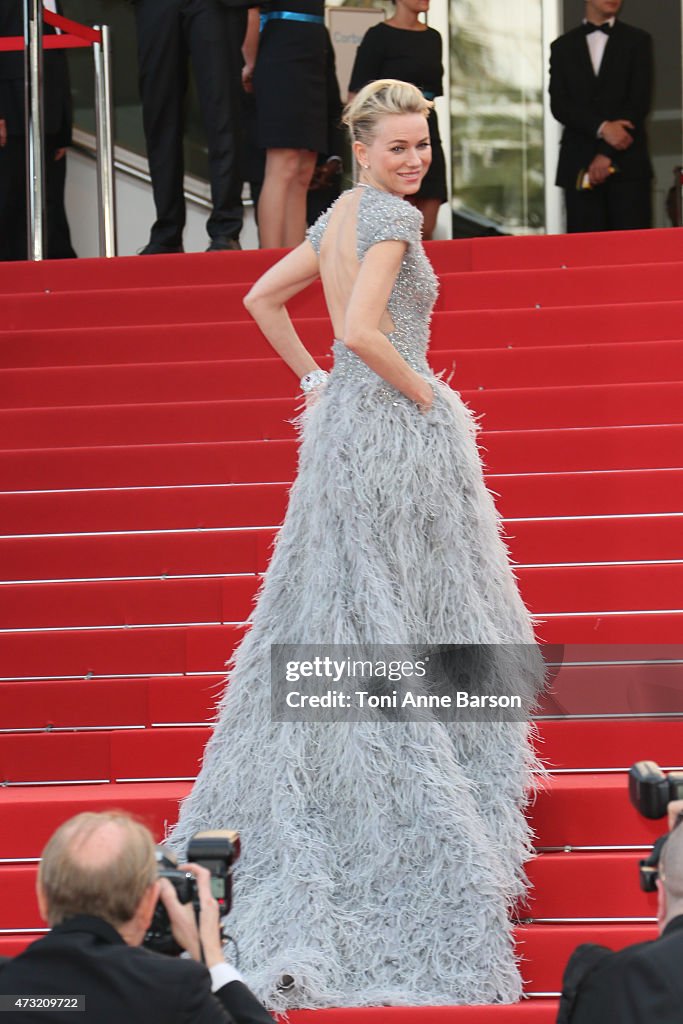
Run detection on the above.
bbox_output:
[168,185,545,1010]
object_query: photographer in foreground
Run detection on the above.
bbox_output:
[0,812,273,1024]
[557,802,683,1023]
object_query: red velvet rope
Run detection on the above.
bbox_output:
[0,8,101,52]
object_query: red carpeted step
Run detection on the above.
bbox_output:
[0,397,298,448]
[0,357,311,409]
[539,659,683,718]
[0,850,656,932]
[6,614,683,681]
[452,339,683,390]
[0,529,275,581]
[517,923,657,992]
[436,262,683,313]
[1,564,682,631]
[2,424,681,492]
[3,335,683,407]
[0,483,289,535]
[2,380,682,451]
[0,775,668,873]
[520,563,683,615]
[530,774,665,848]
[0,625,244,679]
[525,851,657,919]
[2,668,680,732]
[0,676,222,730]
[0,249,288,295]
[0,782,191,859]
[537,613,683,644]
[0,775,665,856]
[4,301,683,371]
[0,576,259,630]
[441,300,683,350]
[1,469,680,538]
[537,717,683,770]
[1,300,682,384]
[0,728,210,785]
[4,262,683,332]
[1,716,679,786]
[2,516,682,584]
[0,243,476,298]
[0,832,663,986]
[0,228,678,298]
[467,226,683,271]
[487,468,683,518]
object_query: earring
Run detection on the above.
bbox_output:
[363,164,370,170]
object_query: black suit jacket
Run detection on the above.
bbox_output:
[558,915,683,1024]
[0,915,274,1024]
[0,1,72,143]
[549,20,653,187]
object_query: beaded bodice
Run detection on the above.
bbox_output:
[307,185,439,392]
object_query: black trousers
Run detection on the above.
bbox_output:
[564,176,652,233]
[0,135,76,261]
[135,0,247,247]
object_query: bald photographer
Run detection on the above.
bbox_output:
[0,812,274,1024]
[557,798,683,1023]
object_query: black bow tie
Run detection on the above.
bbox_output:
[584,22,612,35]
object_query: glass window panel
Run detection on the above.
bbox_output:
[449,0,545,235]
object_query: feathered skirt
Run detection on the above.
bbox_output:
[168,353,545,1009]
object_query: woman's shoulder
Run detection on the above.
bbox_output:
[359,188,423,246]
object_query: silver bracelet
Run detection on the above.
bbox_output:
[300,369,329,394]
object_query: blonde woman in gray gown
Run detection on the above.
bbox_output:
[169,80,544,1011]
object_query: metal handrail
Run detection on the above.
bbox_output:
[20,5,116,259]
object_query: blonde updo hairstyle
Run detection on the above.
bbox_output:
[343,78,433,147]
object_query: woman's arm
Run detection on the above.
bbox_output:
[343,241,434,411]
[243,242,323,380]
[241,8,260,93]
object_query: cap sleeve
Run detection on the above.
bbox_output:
[305,206,332,256]
[357,193,423,258]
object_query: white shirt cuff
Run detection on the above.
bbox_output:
[209,962,245,992]
[597,120,608,139]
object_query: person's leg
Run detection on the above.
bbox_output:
[186,0,245,245]
[564,186,609,233]
[409,197,440,240]
[606,177,652,230]
[45,139,77,259]
[258,148,316,248]
[135,0,187,250]
[0,135,27,261]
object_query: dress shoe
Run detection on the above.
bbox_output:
[138,241,184,255]
[206,236,241,252]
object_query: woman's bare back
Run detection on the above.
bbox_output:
[317,189,398,340]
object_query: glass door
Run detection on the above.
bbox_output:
[449,0,546,236]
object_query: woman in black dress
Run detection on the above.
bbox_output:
[250,0,328,248]
[348,0,447,239]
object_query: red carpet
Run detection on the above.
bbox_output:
[1,227,682,1022]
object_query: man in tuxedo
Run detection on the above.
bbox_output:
[0,0,76,260]
[0,812,274,1024]
[557,811,683,1023]
[549,0,653,232]
[133,0,250,254]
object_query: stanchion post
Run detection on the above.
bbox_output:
[93,24,117,257]
[23,0,45,261]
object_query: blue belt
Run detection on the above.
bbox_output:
[260,11,325,30]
